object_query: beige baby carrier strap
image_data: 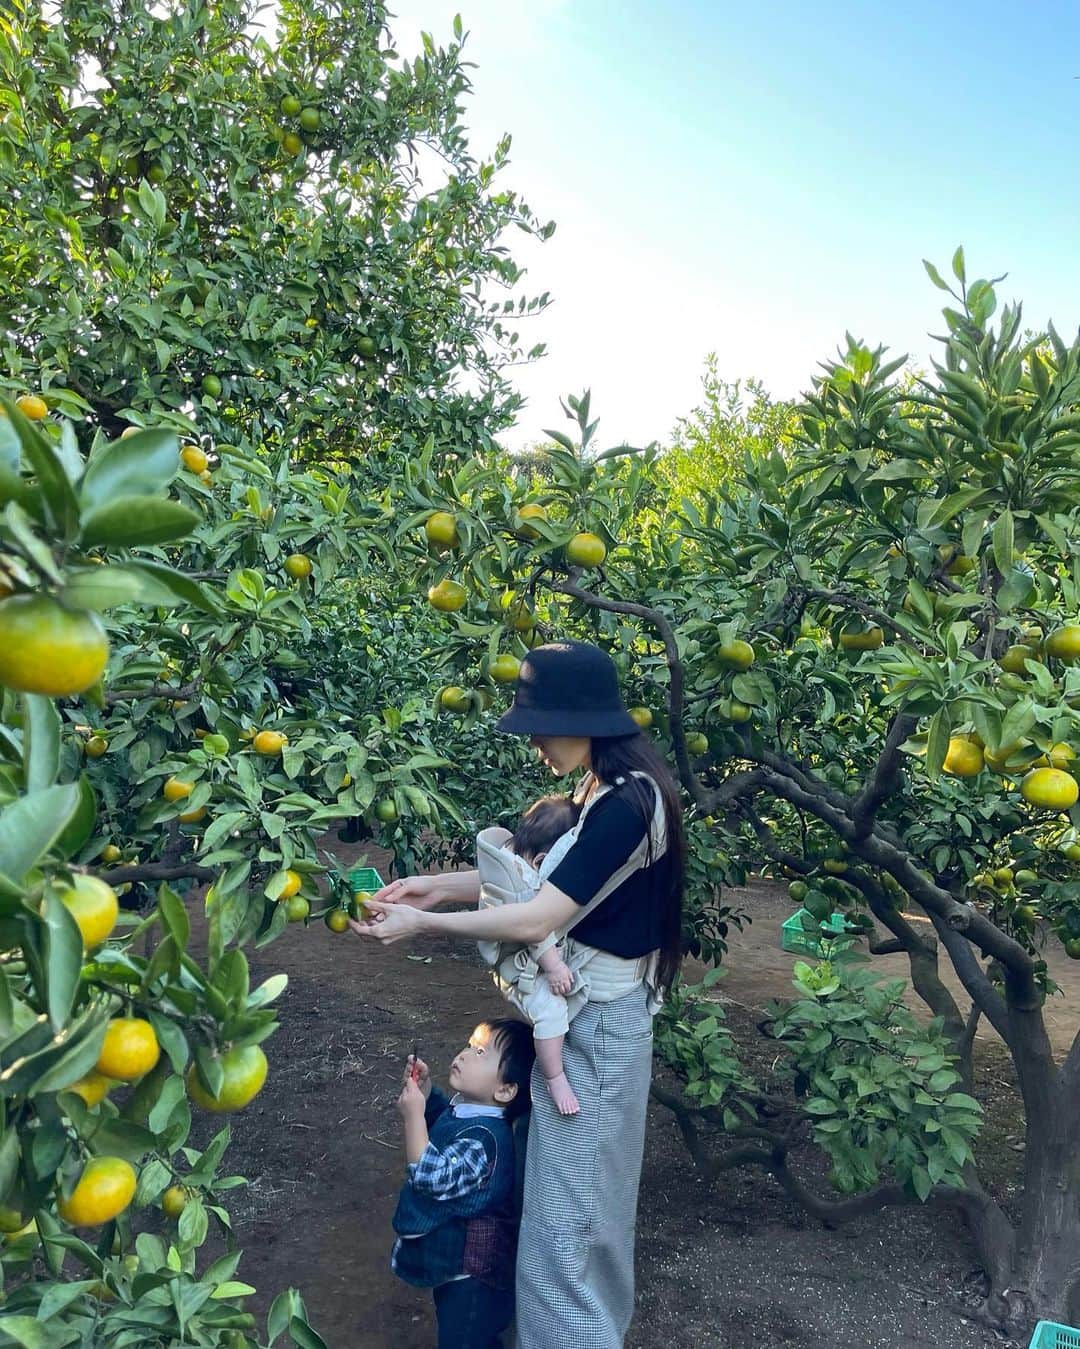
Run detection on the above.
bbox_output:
[558,770,666,1009]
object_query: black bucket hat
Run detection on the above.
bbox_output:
[496,641,641,738]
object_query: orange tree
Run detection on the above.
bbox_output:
[0,400,320,1344]
[389,260,1080,1331]
[0,0,551,1338]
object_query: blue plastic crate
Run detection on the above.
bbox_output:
[1030,1323,1080,1349]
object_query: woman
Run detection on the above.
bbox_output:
[353,640,686,1349]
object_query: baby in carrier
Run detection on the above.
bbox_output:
[476,795,584,1116]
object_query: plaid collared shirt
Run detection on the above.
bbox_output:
[408,1132,490,1201]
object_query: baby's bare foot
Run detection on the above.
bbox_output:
[545,1072,580,1116]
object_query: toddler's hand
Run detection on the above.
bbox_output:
[546,958,574,997]
[397,1074,426,1120]
[405,1055,432,1098]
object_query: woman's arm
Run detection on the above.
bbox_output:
[372,870,481,911]
[351,880,579,947]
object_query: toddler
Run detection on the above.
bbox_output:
[391,1019,535,1347]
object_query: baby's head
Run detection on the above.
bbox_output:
[510,794,581,868]
[449,1018,536,1119]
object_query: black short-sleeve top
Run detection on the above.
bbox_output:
[546,777,671,958]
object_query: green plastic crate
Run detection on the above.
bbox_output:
[1031,1323,1080,1349]
[347,866,385,895]
[780,908,855,958]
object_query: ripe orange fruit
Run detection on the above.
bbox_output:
[715,639,755,671]
[58,875,118,950]
[284,553,312,579]
[0,596,109,696]
[325,907,350,933]
[179,805,207,823]
[489,654,521,684]
[565,532,607,568]
[253,730,288,756]
[186,1045,268,1113]
[628,706,653,729]
[428,579,467,612]
[16,393,48,420]
[64,1070,113,1108]
[1045,624,1080,662]
[501,593,535,631]
[96,1018,161,1081]
[375,798,398,824]
[58,1157,136,1226]
[285,894,309,922]
[1020,767,1079,811]
[180,445,208,473]
[199,468,212,485]
[515,503,548,538]
[425,512,458,547]
[1033,743,1075,770]
[163,776,193,802]
[278,869,302,900]
[984,741,1027,774]
[439,685,470,712]
[839,625,884,652]
[161,1185,189,1218]
[349,891,372,920]
[943,737,984,777]
[85,735,108,758]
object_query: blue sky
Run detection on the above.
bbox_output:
[390,1,1080,449]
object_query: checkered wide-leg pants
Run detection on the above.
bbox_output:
[515,984,653,1348]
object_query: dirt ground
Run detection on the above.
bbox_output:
[193,848,1078,1349]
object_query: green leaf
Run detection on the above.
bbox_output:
[79,429,179,511]
[40,892,84,1031]
[925,707,951,781]
[60,565,151,612]
[157,884,190,951]
[80,496,201,547]
[53,777,97,861]
[0,784,81,882]
[0,1122,19,1200]
[122,560,221,614]
[922,260,949,290]
[289,1317,329,1349]
[0,1314,80,1347]
[23,694,60,793]
[951,246,965,282]
[3,501,63,584]
[991,510,1014,579]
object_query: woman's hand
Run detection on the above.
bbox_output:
[349,898,425,944]
[370,874,445,911]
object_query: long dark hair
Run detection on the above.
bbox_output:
[586,734,686,994]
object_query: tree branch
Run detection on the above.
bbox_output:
[105,678,204,706]
[99,861,216,886]
[850,713,917,838]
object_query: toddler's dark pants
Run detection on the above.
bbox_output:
[433,1276,514,1348]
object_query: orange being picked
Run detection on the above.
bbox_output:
[58,1157,136,1227]
[96,1018,161,1081]
[0,595,109,696]
[58,875,118,950]
[186,1045,268,1113]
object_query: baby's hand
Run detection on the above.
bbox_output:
[405,1054,432,1098]
[397,1074,426,1120]
[546,958,574,997]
